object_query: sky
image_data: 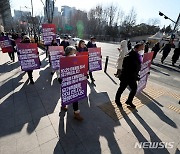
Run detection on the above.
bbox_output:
[11,0,180,28]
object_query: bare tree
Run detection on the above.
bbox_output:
[40,0,56,23]
[147,18,160,26]
[106,4,117,26]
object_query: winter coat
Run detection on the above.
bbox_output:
[116,40,128,70]
[119,49,141,81]
[87,41,97,48]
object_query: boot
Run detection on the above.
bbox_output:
[74,112,83,121]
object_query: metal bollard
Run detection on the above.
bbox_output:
[104,56,109,73]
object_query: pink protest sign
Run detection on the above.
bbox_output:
[137,52,154,94]
[17,43,40,71]
[49,46,64,70]
[60,55,88,106]
[42,24,56,46]
[0,36,13,53]
[88,47,102,72]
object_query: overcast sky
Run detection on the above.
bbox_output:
[11,0,180,28]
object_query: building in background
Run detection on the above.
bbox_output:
[61,6,76,24]
[14,10,31,21]
[0,0,12,31]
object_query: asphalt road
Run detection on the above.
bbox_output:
[96,41,180,90]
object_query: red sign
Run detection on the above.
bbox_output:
[76,52,88,56]
[49,46,64,70]
[0,36,13,53]
[42,24,56,46]
[88,47,102,72]
[17,43,40,71]
[60,55,88,106]
[136,52,154,94]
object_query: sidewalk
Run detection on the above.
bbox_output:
[0,49,180,154]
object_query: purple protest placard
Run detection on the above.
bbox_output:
[17,43,40,71]
[42,24,56,46]
[49,46,64,70]
[0,36,13,53]
[88,47,102,72]
[136,52,154,94]
[60,55,88,106]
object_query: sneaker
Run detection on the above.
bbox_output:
[74,113,83,121]
[125,101,136,108]
[115,100,122,107]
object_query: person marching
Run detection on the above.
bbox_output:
[86,37,96,82]
[20,35,37,84]
[160,41,172,64]
[172,41,180,66]
[76,40,88,52]
[114,40,128,78]
[115,43,144,108]
[60,46,84,121]
[49,39,62,83]
[151,42,160,62]
[60,36,70,50]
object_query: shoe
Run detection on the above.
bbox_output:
[61,106,68,112]
[161,60,164,64]
[91,78,95,82]
[114,73,118,76]
[30,80,34,84]
[58,78,62,84]
[172,62,175,66]
[86,75,89,79]
[74,113,83,121]
[115,100,122,107]
[125,101,136,108]
[51,72,54,75]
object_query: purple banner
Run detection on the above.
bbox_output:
[60,56,88,106]
[49,46,64,70]
[88,47,102,72]
[0,36,13,53]
[42,24,56,46]
[17,43,40,71]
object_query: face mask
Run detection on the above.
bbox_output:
[92,41,96,44]
[69,54,76,57]
[138,50,144,56]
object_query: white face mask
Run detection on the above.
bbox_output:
[69,54,76,57]
[92,41,96,44]
[138,50,144,56]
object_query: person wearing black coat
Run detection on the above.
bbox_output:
[172,42,180,66]
[60,36,70,50]
[115,43,144,108]
[86,37,96,82]
[87,36,97,48]
[152,42,160,61]
[160,41,172,64]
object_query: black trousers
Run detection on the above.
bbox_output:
[89,72,94,80]
[161,52,170,62]
[73,101,79,112]
[27,70,33,82]
[115,79,137,103]
[8,52,15,61]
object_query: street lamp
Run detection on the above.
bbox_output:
[159,11,176,23]
[159,11,180,39]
